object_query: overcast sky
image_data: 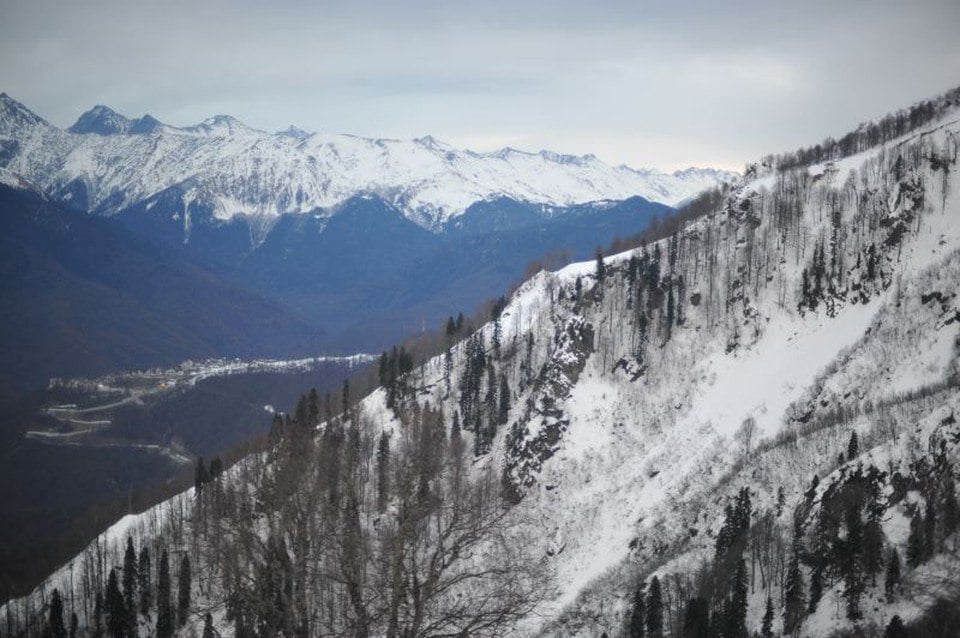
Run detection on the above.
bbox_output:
[1,0,958,171]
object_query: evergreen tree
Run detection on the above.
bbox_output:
[885,548,901,599]
[863,517,884,582]
[923,501,938,557]
[376,432,390,513]
[907,508,925,567]
[48,588,66,638]
[847,431,859,459]
[776,486,786,518]
[943,475,960,542]
[69,612,78,638]
[498,375,510,425]
[761,595,774,638]
[178,554,192,626]
[308,387,320,424]
[106,569,125,638]
[203,612,216,638]
[645,575,663,637]
[682,596,710,638]
[195,457,208,494]
[724,559,748,638]
[94,588,104,637]
[156,549,173,638]
[885,615,907,638]
[451,410,462,454]
[122,536,137,627]
[843,504,864,620]
[627,579,645,638]
[807,566,823,615]
[138,546,152,615]
[783,549,806,635]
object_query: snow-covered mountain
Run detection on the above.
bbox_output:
[0,93,736,229]
[5,89,960,637]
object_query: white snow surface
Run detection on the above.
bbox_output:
[0,94,737,228]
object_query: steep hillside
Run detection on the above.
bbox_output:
[4,90,959,637]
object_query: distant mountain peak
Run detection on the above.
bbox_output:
[68,104,134,135]
[188,114,258,136]
[276,125,311,140]
[0,94,739,224]
[0,92,47,132]
[128,114,165,134]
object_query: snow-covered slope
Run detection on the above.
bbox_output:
[0,94,736,228]
[4,94,960,637]
[352,101,960,635]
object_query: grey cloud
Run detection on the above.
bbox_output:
[1,0,958,170]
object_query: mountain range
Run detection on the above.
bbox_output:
[0,93,735,229]
[0,93,735,385]
[4,85,958,636]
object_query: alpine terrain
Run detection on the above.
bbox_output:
[4,82,958,637]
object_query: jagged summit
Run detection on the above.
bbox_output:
[276,124,311,139]
[0,94,737,225]
[67,104,133,135]
[0,92,47,132]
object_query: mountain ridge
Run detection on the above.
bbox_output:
[0,93,737,228]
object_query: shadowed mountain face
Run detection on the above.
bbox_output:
[113,191,674,351]
[0,185,323,390]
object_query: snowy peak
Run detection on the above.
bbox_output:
[0,95,739,226]
[276,124,311,140]
[128,113,165,134]
[185,114,260,137]
[0,92,48,135]
[67,105,134,135]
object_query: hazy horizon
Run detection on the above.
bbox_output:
[2,0,959,171]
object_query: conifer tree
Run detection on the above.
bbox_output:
[847,431,859,459]
[122,537,137,622]
[203,612,216,638]
[106,569,125,638]
[885,549,901,599]
[157,549,173,638]
[203,611,217,638]
[760,595,774,637]
[451,410,462,454]
[94,588,104,636]
[944,475,959,542]
[308,387,320,424]
[138,546,152,615]
[195,457,208,495]
[923,501,938,557]
[783,549,806,635]
[178,554,192,626]
[628,579,645,638]
[69,612,78,638]
[885,615,907,638]
[682,597,710,638]
[863,508,884,584]
[725,559,749,638]
[376,432,390,513]
[48,588,66,638]
[843,504,864,620]
[645,576,663,637]
[498,375,510,425]
[907,508,925,567]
